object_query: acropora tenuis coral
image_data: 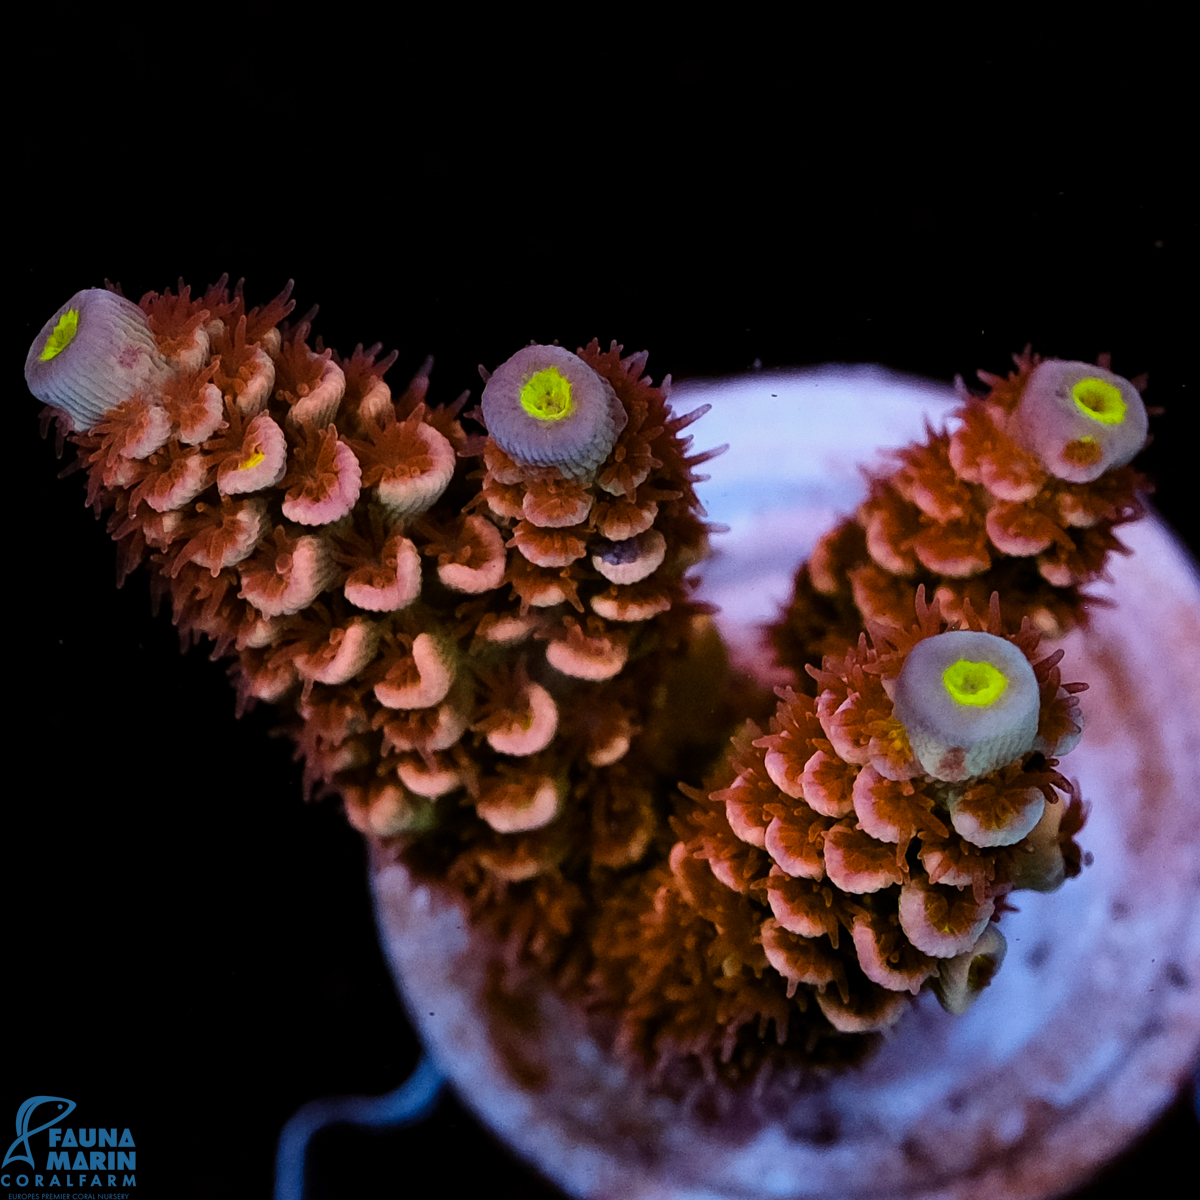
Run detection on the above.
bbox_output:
[25,279,1151,1080]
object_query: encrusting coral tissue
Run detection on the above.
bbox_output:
[26,279,1152,1082]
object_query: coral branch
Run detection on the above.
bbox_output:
[27,280,1151,1079]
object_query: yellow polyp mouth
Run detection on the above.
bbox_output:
[943,659,1008,707]
[238,449,266,471]
[40,309,80,361]
[1072,377,1126,425]
[520,366,574,422]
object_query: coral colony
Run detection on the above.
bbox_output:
[26,280,1150,1078]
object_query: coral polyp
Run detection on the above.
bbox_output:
[480,343,628,479]
[26,288,176,427]
[1014,359,1148,483]
[892,628,1042,782]
[27,280,1153,1082]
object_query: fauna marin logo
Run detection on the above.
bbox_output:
[1,1096,136,1194]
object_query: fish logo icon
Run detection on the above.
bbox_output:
[2,1095,76,1169]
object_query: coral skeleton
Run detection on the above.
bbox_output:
[27,280,1152,1081]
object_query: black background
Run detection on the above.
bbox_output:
[7,31,1195,1200]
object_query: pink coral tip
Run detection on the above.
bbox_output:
[381,701,469,754]
[437,515,507,594]
[760,919,844,999]
[344,533,422,612]
[182,498,268,576]
[239,534,337,618]
[949,784,1045,848]
[589,587,673,622]
[475,775,563,834]
[286,355,346,428]
[851,915,938,995]
[763,749,806,801]
[816,692,872,766]
[766,870,839,941]
[296,616,380,687]
[798,749,856,817]
[177,382,226,445]
[141,450,210,513]
[546,626,628,681]
[231,347,275,415]
[478,613,541,645]
[897,879,995,958]
[764,815,826,880]
[591,530,667,585]
[374,634,455,710]
[485,683,560,756]
[375,423,457,522]
[815,984,909,1033]
[282,438,363,526]
[344,781,423,838]
[723,776,769,848]
[218,412,288,495]
[110,400,172,460]
[822,824,905,893]
[396,754,463,799]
